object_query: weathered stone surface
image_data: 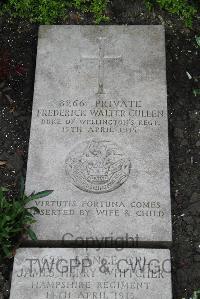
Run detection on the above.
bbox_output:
[26,25,171,243]
[10,248,172,299]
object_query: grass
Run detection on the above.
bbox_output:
[0,0,110,24]
[145,0,198,27]
[0,0,198,26]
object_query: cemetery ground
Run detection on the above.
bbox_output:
[0,2,199,299]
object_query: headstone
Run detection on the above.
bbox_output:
[26,25,172,244]
[10,248,172,299]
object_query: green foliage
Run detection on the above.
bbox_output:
[1,0,72,24]
[73,0,109,23]
[182,290,200,299]
[192,290,200,299]
[1,0,197,25]
[145,0,197,27]
[0,0,109,24]
[193,88,200,96]
[193,37,200,97]
[196,36,200,47]
[0,182,53,261]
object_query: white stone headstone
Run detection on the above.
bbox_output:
[10,248,172,299]
[26,26,171,244]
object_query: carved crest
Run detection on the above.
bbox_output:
[66,139,131,193]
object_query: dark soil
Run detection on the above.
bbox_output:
[0,1,200,298]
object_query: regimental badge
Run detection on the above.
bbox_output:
[66,139,131,193]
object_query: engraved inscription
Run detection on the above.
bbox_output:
[66,139,131,193]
